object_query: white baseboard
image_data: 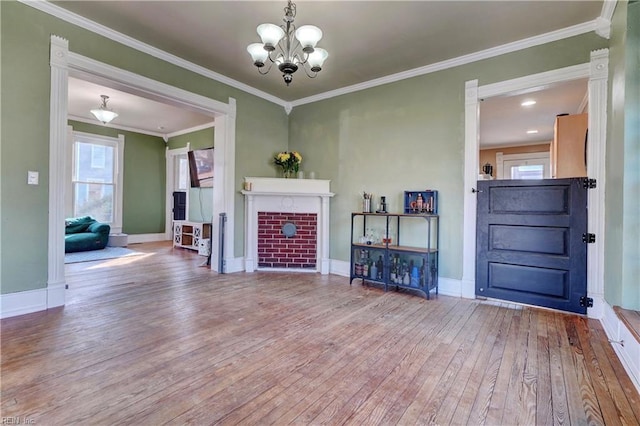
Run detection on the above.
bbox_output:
[222,257,245,273]
[47,281,66,308]
[330,259,350,277]
[128,233,168,244]
[588,292,606,319]
[600,301,640,395]
[438,277,464,297]
[0,288,47,319]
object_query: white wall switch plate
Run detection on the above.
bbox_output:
[27,171,39,185]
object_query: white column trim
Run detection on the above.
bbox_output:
[210,98,236,273]
[461,79,479,299]
[586,49,609,302]
[48,35,69,308]
[320,196,331,274]
[244,193,256,273]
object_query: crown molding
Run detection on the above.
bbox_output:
[68,114,167,138]
[594,0,616,39]
[19,0,287,108]
[166,122,215,139]
[600,0,617,22]
[291,20,598,108]
[24,0,600,113]
[481,140,552,151]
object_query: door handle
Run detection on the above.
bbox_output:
[471,188,483,193]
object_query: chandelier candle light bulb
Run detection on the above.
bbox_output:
[247,0,328,86]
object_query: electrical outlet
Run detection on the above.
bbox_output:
[27,171,39,185]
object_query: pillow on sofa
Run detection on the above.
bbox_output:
[65,216,95,234]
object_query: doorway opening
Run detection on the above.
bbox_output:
[48,36,236,310]
[462,49,609,316]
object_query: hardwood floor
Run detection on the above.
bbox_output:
[2,242,639,425]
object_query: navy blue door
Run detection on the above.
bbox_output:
[476,178,588,314]
[173,191,186,221]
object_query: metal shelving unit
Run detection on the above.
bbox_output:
[350,212,439,299]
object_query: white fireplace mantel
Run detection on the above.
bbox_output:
[242,177,334,274]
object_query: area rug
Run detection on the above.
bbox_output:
[64,247,144,264]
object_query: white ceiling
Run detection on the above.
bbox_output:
[480,78,589,149]
[68,77,214,136]
[57,1,603,144]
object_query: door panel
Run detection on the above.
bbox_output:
[476,178,587,314]
[173,191,186,221]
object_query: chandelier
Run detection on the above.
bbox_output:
[247,0,328,86]
[90,95,118,124]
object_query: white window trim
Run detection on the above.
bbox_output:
[165,144,190,240]
[68,129,125,234]
[496,151,551,179]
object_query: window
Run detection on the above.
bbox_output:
[176,155,189,190]
[497,152,550,180]
[70,131,124,232]
[510,164,545,179]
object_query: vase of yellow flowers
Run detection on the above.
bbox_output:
[274,151,302,178]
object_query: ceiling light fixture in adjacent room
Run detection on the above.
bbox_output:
[526,129,539,134]
[521,100,537,107]
[247,0,328,86]
[90,95,118,124]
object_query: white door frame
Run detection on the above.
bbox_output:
[48,36,236,309]
[165,144,190,240]
[462,49,609,318]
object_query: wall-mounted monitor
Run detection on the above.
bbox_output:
[188,147,214,188]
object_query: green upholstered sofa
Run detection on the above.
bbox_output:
[65,216,111,253]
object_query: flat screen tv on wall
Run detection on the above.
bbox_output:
[188,147,214,188]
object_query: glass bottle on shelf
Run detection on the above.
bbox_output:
[416,194,424,212]
[370,259,378,280]
[376,255,384,280]
[394,254,401,283]
[402,261,410,285]
[390,256,397,283]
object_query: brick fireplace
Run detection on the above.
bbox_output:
[242,177,334,273]
[257,212,317,269]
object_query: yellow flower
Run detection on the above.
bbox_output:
[273,151,303,175]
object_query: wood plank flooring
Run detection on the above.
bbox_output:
[2,241,639,425]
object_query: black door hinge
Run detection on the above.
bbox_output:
[582,233,596,243]
[583,178,597,189]
[580,296,594,308]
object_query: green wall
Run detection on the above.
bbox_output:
[68,120,166,234]
[605,0,640,310]
[2,0,630,305]
[0,1,288,295]
[167,127,215,223]
[289,33,607,280]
